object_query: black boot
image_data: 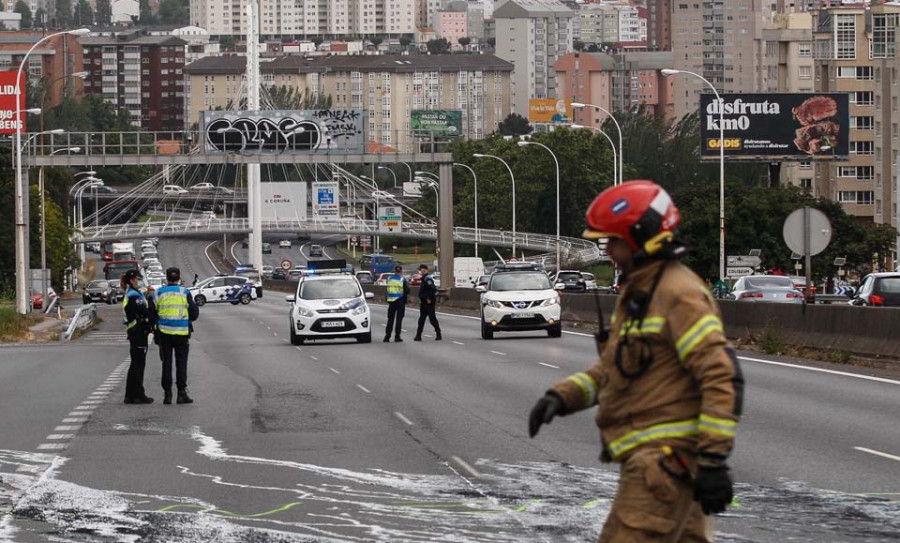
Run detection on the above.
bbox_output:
[413,336,422,341]
[383,336,391,342]
[394,336,403,342]
[163,390,173,405]
[435,332,442,341]
[177,389,193,404]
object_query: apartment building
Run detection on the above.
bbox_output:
[578,4,620,46]
[0,32,84,110]
[191,0,416,39]
[80,32,186,132]
[670,0,771,119]
[435,9,468,49]
[812,4,875,223]
[183,54,513,151]
[555,50,675,124]
[493,0,574,117]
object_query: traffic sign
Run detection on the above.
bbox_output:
[280,259,292,271]
[726,267,754,278]
[783,207,831,256]
[360,235,372,248]
[727,255,762,268]
[350,236,358,243]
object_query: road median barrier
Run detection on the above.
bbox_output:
[62,304,98,342]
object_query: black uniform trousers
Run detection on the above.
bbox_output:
[385,300,406,339]
[125,331,149,400]
[158,334,190,392]
[416,301,441,337]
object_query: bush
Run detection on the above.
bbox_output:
[759,323,785,355]
[0,305,28,340]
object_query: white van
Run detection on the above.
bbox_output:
[454,257,485,288]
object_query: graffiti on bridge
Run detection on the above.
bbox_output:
[202,109,366,154]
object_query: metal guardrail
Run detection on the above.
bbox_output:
[78,218,605,264]
[62,304,97,342]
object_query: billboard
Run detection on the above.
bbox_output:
[528,98,572,123]
[410,110,462,136]
[0,71,25,134]
[311,181,340,221]
[378,205,403,233]
[202,109,366,154]
[260,182,307,221]
[699,93,850,160]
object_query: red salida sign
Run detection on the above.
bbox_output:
[0,70,26,134]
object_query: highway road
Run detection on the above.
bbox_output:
[1,248,898,541]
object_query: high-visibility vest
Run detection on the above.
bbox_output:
[386,274,405,302]
[155,285,190,336]
[122,287,145,332]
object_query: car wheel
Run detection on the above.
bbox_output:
[194,294,206,306]
[548,323,562,338]
[290,325,304,345]
[480,318,494,340]
[239,293,251,305]
[230,300,240,305]
[82,296,90,304]
[357,332,372,344]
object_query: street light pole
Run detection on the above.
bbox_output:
[453,162,479,257]
[516,141,560,269]
[661,68,725,281]
[571,102,623,186]
[572,124,617,189]
[13,27,90,314]
[377,165,398,188]
[473,154,517,258]
[400,161,413,190]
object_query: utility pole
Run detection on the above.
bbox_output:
[246,0,263,271]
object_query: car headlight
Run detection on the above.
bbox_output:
[297,307,315,318]
[103,290,109,296]
[485,299,504,309]
[351,304,367,316]
[540,296,560,307]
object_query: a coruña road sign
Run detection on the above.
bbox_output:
[726,267,754,278]
[727,255,762,268]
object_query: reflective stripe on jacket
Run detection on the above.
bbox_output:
[122,287,145,332]
[386,274,405,302]
[155,285,190,336]
[550,260,744,463]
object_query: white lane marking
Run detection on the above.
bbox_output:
[739,356,900,386]
[329,368,340,374]
[273,332,278,337]
[356,384,371,393]
[68,411,92,416]
[37,443,67,450]
[15,465,40,473]
[310,355,319,361]
[283,339,289,343]
[295,347,303,351]
[451,455,483,478]
[54,426,81,432]
[46,434,75,440]
[490,350,507,356]
[539,362,560,369]
[81,400,104,405]
[452,341,465,346]
[266,326,271,330]
[394,411,414,426]
[204,240,222,275]
[424,334,433,338]
[854,447,900,463]
[62,418,88,423]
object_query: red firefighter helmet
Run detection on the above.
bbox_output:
[583,181,681,256]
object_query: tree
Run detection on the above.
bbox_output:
[54,0,71,27]
[497,113,532,137]
[426,38,451,55]
[586,43,601,53]
[73,0,93,26]
[95,0,111,25]
[486,37,496,49]
[265,85,332,110]
[458,36,471,48]
[158,0,189,25]
[34,7,46,28]
[139,0,155,25]
[14,0,33,29]
[370,36,384,48]
[573,40,585,52]
[399,36,412,47]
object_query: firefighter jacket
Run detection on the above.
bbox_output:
[550,260,744,466]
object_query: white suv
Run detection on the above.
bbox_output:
[478,266,562,339]
[287,273,375,344]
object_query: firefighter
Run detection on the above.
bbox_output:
[154,267,200,405]
[384,265,410,342]
[529,181,744,543]
[121,269,155,404]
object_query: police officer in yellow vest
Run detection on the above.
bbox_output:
[122,269,155,404]
[154,267,200,404]
[384,265,410,342]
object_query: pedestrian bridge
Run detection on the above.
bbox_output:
[78,217,604,266]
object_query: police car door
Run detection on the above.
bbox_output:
[206,277,226,302]
[224,277,246,300]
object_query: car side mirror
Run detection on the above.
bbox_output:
[554,283,566,291]
[475,285,486,293]
[285,295,295,304]
[364,292,375,300]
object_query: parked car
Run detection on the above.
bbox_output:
[731,275,804,303]
[32,287,57,310]
[272,268,287,280]
[279,240,292,248]
[162,185,188,195]
[553,270,587,292]
[850,272,900,307]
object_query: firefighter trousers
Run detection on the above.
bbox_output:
[599,448,713,543]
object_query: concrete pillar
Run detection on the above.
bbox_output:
[438,162,454,289]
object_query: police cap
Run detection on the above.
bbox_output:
[123,269,142,281]
[166,267,181,283]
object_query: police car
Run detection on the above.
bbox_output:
[286,262,374,344]
[190,275,257,306]
[477,262,563,339]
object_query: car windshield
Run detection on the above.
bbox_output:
[300,278,361,300]
[557,272,582,281]
[583,273,595,281]
[878,278,900,293]
[88,280,107,289]
[491,272,552,291]
[107,281,118,289]
[746,277,794,289]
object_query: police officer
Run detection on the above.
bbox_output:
[413,264,441,341]
[529,181,744,543]
[122,269,155,404]
[154,267,200,405]
[384,265,409,342]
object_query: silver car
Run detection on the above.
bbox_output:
[732,275,805,303]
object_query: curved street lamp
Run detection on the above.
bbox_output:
[453,162,479,257]
[517,141,560,268]
[571,102,623,186]
[377,165,398,188]
[473,153,517,257]
[571,124,618,188]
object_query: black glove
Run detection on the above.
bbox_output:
[693,464,733,515]
[528,394,563,438]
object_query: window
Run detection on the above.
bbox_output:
[800,178,812,190]
[835,14,856,59]
[857,66,873,80]
[798,43,812,57]
[838,166,857,178]
[858,191,874,205]
[799,160,812,169]
[852,116,874,130]
[838,191,856,203]
[798,66,812,79]
[850,91,874,105]
[857,166,874,180]
[850,141,874,155]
